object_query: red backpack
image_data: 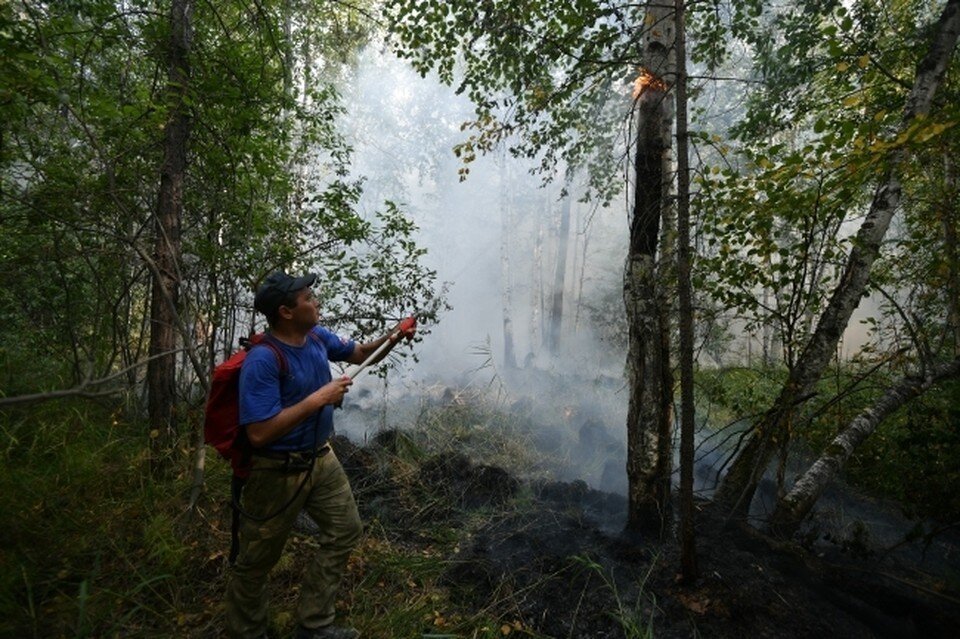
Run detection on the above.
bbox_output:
[204,333,287,479]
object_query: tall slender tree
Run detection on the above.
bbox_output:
[674,0,698,582]
[625,2,677,534]
[147,0,193,472]
[545,188,572,355]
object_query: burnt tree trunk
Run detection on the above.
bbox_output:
[148,0,193,474]
[714,0,960,519]
[625,4,675,536]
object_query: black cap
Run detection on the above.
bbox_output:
[254,271,317,316]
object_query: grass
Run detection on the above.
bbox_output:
[9,366,958,637]
[0,393,543,638]
[571,554,659,639]
[0,402,171,637]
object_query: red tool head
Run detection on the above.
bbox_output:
[398,315,417,339]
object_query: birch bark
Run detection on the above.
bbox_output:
[714,0,960,518]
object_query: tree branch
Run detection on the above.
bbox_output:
[0,348,185,407]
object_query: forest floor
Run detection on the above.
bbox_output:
[313,431,960,638]
[8,394,959,638]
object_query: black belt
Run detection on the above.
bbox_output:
[252,444,330,461]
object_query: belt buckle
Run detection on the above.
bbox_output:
[283,452,313,474]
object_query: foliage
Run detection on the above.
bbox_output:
[693,0,960,368]
[0,0,444,414]
[800,372,960,520]
[696,366,787,425]
[698,365,960,521]
[384,0,649,202]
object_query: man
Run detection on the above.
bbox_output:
[226,271,414,639]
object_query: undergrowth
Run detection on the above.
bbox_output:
[696,366,960,521]
[1,393,545,638]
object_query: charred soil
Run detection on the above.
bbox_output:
[334,433,960,638]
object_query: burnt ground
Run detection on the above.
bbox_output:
[324,433,960,638]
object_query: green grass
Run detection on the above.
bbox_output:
[572,554,659,639]
[0,400,190,638]
[0,395,537,638]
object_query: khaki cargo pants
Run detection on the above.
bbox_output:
[225,448,362,639]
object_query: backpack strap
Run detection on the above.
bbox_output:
[256,333,290,377]
[229,475,246,564]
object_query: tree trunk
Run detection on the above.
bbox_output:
[625,3,675,535]
[714,0,960,519]
[573,218,591,333]
[500,156,517,369]
[769,357,960,536]
[674,0,697,583]
[528,191,547,364]
[546,189,572,355]
[148,0,193,474]
[942,152,960,354]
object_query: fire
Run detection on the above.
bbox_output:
[632,67,667,98]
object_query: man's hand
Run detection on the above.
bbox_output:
[395,315,417,341]
[246,376,353,447]
[312,376,353,407]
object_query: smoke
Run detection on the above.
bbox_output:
[327,46,896,496]
[323,45,631,495]
[320,44,960,581]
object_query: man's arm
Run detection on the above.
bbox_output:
[245,377,352,448]
[345,318,416,366]
[346,333,393,366]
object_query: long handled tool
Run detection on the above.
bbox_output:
[345,315,416,380]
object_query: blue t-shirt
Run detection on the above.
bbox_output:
[239,326,356,452]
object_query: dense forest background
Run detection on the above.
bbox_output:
[2,0,959,637]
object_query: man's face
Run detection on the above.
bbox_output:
[282,287,319,329]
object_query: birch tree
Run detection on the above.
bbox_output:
[386,0,684,532]
[625,2,676,534]
[714,0,960,517]
[769,356,960,535]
